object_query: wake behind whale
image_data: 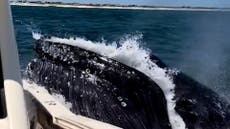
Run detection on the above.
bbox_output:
[25,33,230,129]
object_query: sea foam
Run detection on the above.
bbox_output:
[31,32,186,129]
[23,79,72,110]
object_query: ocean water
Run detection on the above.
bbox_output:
[12,5,230,102]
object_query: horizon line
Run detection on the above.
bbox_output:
[11,1,230,9]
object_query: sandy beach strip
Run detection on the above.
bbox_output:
[10,2,229,12]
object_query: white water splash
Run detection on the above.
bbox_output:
[32,32,42,40]
[22,79,72,110]
[32,32,186,129]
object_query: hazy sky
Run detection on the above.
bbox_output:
[29,0,230,7]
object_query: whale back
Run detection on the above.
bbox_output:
[26,39,172,129]
[26,39,230,129]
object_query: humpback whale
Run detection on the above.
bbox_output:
[150,57,230,129]
[26,37,230,129]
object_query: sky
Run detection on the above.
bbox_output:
[29,0,230,8]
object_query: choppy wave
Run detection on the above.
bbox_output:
[31,32,185,129]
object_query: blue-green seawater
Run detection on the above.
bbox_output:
[11,6,230,100]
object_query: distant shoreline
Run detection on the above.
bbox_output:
[10,2,230,11]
